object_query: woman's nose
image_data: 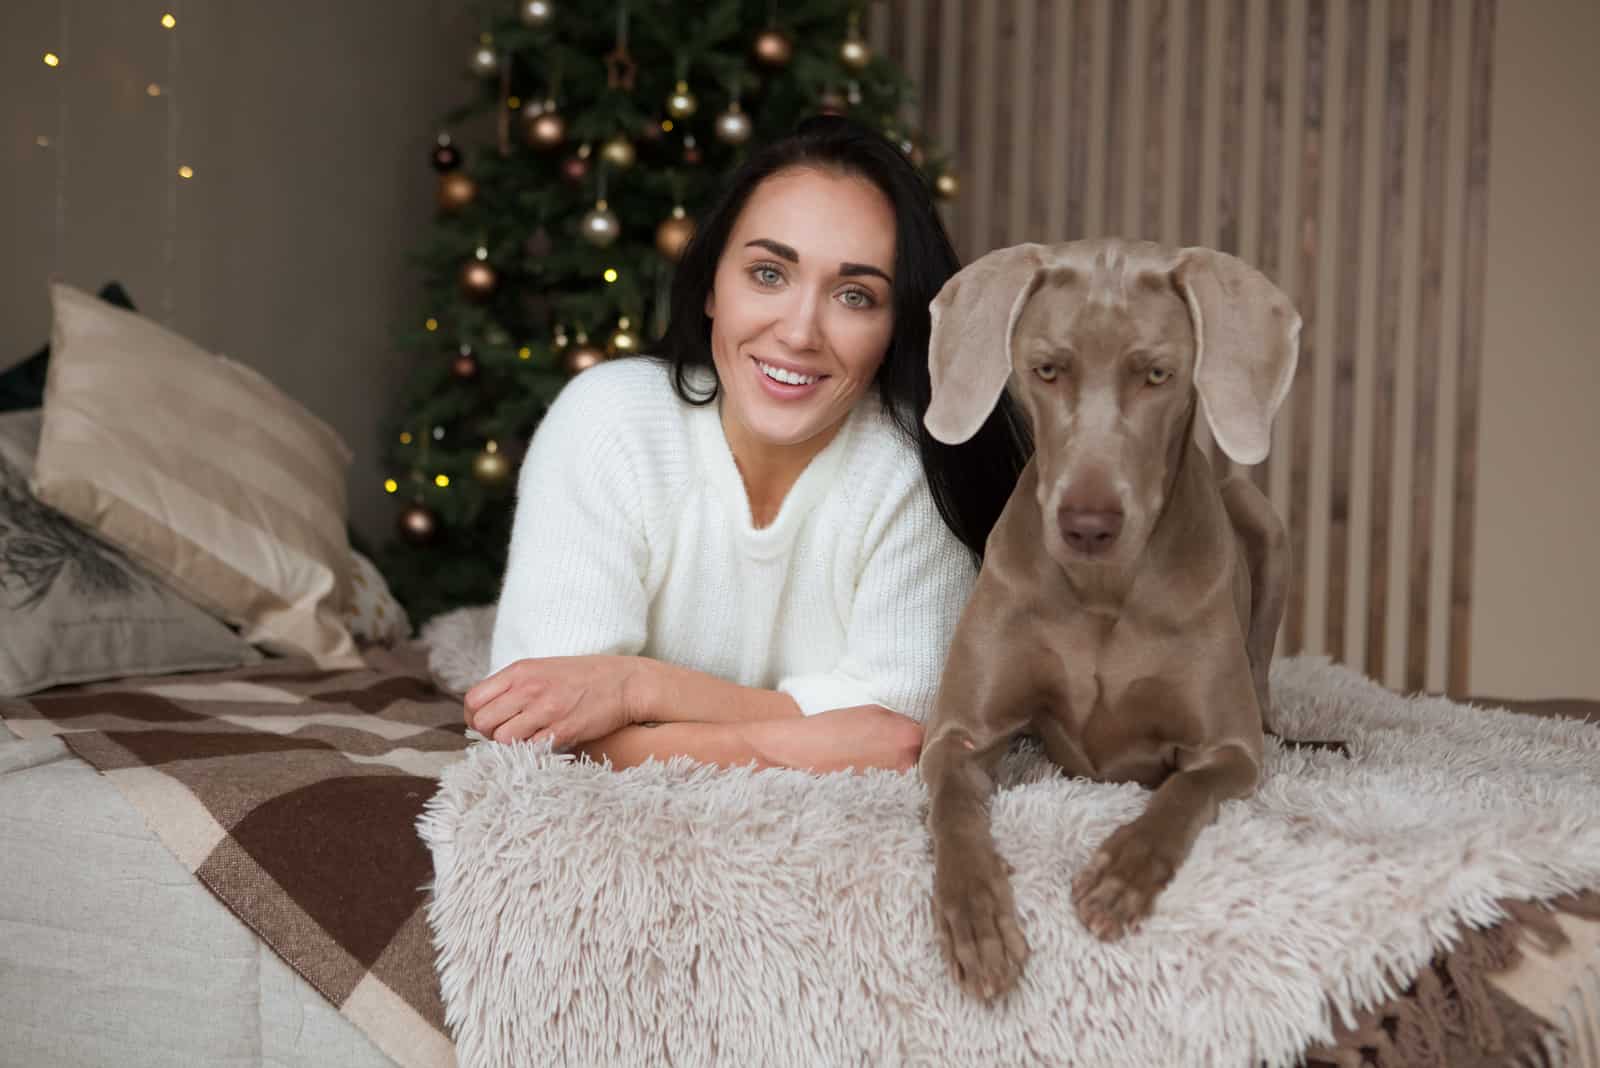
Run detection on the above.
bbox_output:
[775,291,822,351]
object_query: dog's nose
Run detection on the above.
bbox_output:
[1058,507,1124,555]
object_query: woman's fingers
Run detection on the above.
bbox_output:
[492,707,553,744]
[470,686,536,736]
[464,671,512,712]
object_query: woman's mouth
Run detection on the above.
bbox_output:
[751,356,826,396]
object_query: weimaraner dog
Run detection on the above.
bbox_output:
[920,238,1303,1001]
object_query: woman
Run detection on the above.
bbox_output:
[464,116,1027,773]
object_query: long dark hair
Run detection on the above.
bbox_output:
[654,115,1028,563]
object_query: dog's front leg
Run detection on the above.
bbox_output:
[923,725,1030,1001]
[1070,743,1259,941]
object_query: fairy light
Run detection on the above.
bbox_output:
[161,13,176,28]
[178,165,193,179]
[425,317,438,331]
[603,268,618,283]
[435,474,450,488]
[146,83,162,96]
[43,52,61,67]
[399,431,413,445]
[518,346,532,360]
[384,479,399,494]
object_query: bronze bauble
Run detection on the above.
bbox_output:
[752,28,793,68]
[655,208,696,261]
[397,502,439,546]
[437,171,476,212]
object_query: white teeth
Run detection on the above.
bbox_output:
[757,360,819,386]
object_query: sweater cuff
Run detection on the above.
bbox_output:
[777,673,893,717]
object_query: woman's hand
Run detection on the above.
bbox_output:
[463,655,650,747]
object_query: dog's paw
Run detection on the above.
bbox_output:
[1070,822,1177,941]
[930,849,1029,1001]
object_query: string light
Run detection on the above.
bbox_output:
[161,13,176,28]
[384,479,399,493]
[603,268,618,283]
[178,165,194,179]
[399,431,413,445]
[43,52,61,67]
[434,474,450,488]
[518,346,532,360]
[425,317,438,331]
[146,83,162,96]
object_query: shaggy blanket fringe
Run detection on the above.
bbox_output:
[417,642,1600,1068]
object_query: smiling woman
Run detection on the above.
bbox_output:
[467,116,1030,775]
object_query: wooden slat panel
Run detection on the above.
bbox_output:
[1102,0,1130,235]
[1008,0,1038,246]
[1068,0,1095,238]
[1142,0,1170,239]
[1254,0,1289,497]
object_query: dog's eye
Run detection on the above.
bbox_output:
[1035,364,1059,383]
[1145,367,1173,386]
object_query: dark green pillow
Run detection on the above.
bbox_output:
[0,281,136,412]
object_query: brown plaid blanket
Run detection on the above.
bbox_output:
[0,642,466,1068]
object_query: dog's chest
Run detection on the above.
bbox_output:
[1027,616,1193,786]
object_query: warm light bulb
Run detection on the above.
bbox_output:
[603,268,618,283]
[161,13,176,28]
[508,96,521,110]
[43,52,61,67]
[384,479,399,493]
[661,119,674,133]
[518,346,532,360]
[399,431,414,445]
[178,165,194,179]
[425,317,438,331]
[146,83,162,96]
[435,474,450,488]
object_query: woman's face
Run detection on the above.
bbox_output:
[705,167,897,458]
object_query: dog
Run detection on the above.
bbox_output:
[919,238,1304,1001]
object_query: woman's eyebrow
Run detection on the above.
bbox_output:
[744,238,892,285]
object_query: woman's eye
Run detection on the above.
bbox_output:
[1146,367,1172,386]
[839,288,876,309]
[1035,364,1059,383]
[750,265,784,287]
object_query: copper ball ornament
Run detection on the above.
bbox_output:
[559,153,590,185]
[431,141,461,172]
[563,341,606,376]
[714,103,753,145]
[450,350,479,380]
[460,260,497,299]
[935,172,960,200]
[397,502,440,546]
[655,207,696,261]
[600,134,636,169]
[527,108,566,150]
[752,28,793,68]
[580,200,621,247]
[518,0,554,27]
[437,171,477,212]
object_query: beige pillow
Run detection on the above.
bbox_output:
[31,282,362,667]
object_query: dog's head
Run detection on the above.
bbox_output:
[927,238,1298,570]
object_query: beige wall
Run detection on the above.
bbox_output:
[1,0,477,552]
[1469,0,1600,700]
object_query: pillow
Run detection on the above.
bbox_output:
[342,549,413,646]
[31,282,362,668]
[0,281,136,409]
[0,410,260,697]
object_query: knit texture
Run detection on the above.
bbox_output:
[488,357,976,720]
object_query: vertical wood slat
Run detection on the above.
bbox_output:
[1405,0,1453,693]
[894,0,1493,680]
[1448,0,1494,696]
[1324,0,1369,663]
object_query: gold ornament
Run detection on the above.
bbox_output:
[608,317,639,355]
[752,28,792,68]
[840,37,871,71]
[437,171,476,212]
[714,102,753,145]
[600,134,636,169]
[935,172,960,200]
[460,260,497,299]
[563,335,606,375]
[655,206,696,261]
[666,80,698,119]
[518,0,554,27]
[526,104,566,150]
[473,443,512,485]
[397,501,439,546]
[580,200,621,247]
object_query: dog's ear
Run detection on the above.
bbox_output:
[1172,247,1301,465]
[925,242,1053,445]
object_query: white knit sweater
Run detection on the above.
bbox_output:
[487,357,977,722]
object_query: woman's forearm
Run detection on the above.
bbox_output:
[576,707,923,775]
[625,657,805,725]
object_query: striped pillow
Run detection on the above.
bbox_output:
[31,282,362,667]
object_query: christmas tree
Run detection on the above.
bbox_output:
[378,0,959,626]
